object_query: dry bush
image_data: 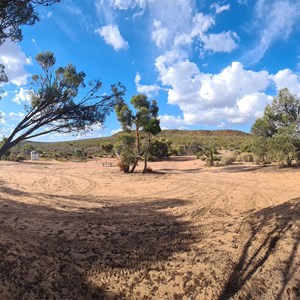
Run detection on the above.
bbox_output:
[221,155,236,165]
[144,167,153,173]
[237,152,254,162]
[117,161,130,173]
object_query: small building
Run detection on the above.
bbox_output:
[31,150,40,161]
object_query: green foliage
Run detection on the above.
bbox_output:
[114,134,136,172]
[6,129,252,161]
[0,1,59,89]
[148,138,171,160]
[144,118,161,136]
[0,137,10,158]
[237,153,254,162]
[0,1,60,45]
[100,142,114,154]
[0,51,125,160]
[74,149,86,159]
[114,94,161,173]
[251,136,269,163]
[196,138,220,166]
[172,145,186,156]
[251,88,300,166]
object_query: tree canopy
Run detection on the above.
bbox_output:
[251,88,300,166]
[0,0,59,86]
[0,0,60,45]
[0,51,125,159]
[115,94,161,173]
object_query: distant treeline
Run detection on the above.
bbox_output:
[7,129,251,162]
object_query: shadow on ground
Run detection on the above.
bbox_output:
[0,184,195,299]
[219,198,300,300]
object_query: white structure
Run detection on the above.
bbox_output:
[31,151,40,161]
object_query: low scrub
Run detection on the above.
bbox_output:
[237,152,254,162]
[221,155,236,165]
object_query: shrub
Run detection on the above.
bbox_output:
[148,139,170,160]
[205,157,213,167]
[16,155,25,161]
[221,155,236,165]
[239,152,254,162]
[117,161,130,173]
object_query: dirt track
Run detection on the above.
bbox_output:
[0,157,299,299]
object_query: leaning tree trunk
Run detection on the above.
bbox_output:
[0,137,19,160]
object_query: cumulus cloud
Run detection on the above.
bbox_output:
[99,1,238,55]
[12,88,32,105]
[96,24,128,50]
[271,69,300,96]
[155,55,273,127]
[135,72,160,96]
[0,41,32,86]
[203,31,239,53]
[159,115,186,129]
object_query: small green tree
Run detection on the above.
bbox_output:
[114,134,135,173]
[251,88,300,166]
[142,118,161,172]
[148,138,171,160]
[196,138,220,166]
[115,94,161,173]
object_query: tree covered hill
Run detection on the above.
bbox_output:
[7,129,250,161]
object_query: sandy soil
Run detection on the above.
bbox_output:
[0,157,299,300]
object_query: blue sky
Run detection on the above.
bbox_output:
[1,0,300,141]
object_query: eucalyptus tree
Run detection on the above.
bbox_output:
[0,0,60,45]
[0,51,125,159]
[0,0,60,107]
[115,94,161,173]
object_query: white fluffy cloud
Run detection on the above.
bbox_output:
[101,1,238,55]
[0,41,32,86]
[272,69,300,96]
[96,25,128,50]
[135,72,160,96]
[203,31,239,53]
[157,55,300,128]
[156,55,273,127]
[12,88,32,105]
[96,0,298,130]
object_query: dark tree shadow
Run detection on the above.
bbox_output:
[0,186,195,299]
[159,168,203,174]
[219,198,300,300]
[164,156,197,162]
[212,164,268,173]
